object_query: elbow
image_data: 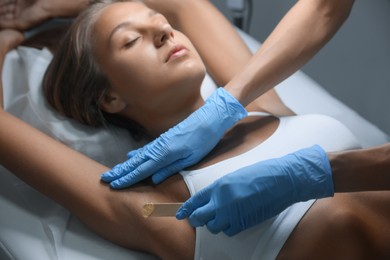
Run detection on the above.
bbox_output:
[337,0,355,23]
[320,0,355,25]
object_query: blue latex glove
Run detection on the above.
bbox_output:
[101,88,247,189]
[176,145,333,236]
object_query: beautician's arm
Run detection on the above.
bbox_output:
[330,143,390,192]
[225,0,355,105]
[177,144,390,236]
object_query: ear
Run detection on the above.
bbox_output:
[100,89,127,114]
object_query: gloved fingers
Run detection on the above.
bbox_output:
[223,212,261,236]
[124,149,149,168]
[101,158,141,182]
[151,159,186,184]
[109,159,160,188]
[221,207,244,236]
[223,225,242,237]
[101,161,138,183]
[176,184,213,220]
[188,203,215,228]
[101,151,149,182]
[206,215,229,234]
[127,147,144,159]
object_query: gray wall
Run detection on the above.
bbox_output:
[212,0,390,136]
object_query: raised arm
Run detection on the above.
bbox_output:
[0,31,120,241]
[0,109,194,258]
[0,15,110,219]
[0,30,192,259]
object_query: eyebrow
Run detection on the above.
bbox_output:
[108,10,158,42]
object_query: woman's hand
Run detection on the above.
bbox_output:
[0,0,50,30]
[0,29,24,109]
[0,0,87,31]
[0,29,24,52]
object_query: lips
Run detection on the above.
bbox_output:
[166,45,188,63]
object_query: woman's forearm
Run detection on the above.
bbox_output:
[329,143,390,192]
[225,0,355,106]
[0,45,112,219]
[42,0,89,18]
[0,109,110,214]
[0,110,175,255]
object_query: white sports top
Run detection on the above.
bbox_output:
[180,114,360,260]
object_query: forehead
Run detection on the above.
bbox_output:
[94,1,151,41]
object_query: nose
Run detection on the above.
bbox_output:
[154,23,173,48]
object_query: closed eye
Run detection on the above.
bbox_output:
[123,37,140,49]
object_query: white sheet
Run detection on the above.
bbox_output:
[0,30,388,260]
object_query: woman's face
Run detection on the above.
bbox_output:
[93,1,206,114]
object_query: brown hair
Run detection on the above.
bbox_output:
[43,0,147,140]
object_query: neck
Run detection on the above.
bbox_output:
[147,98,205,138]
[122,92,205,138]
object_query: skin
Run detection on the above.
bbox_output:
[0,3,280,259]
[0,27,196,258]
[147,0,390,196]
[152,0,295,116]
[330,144,390,192]
[0,0,88,30]
[3,0,387,195]
[224,0,356,107]
[0,10,280,258]
[94,3,206,137]
[0,29,23,108]
[0,0,389,259]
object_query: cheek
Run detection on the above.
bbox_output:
[106,55,156,94]
[122,47,161,83]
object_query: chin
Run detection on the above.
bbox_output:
[186,68,206,89]
[182,59,206,80]
[166,58,206,91]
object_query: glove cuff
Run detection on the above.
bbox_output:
[293,145,334,201]
[316,145,334,197]
[206,87,248,127]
